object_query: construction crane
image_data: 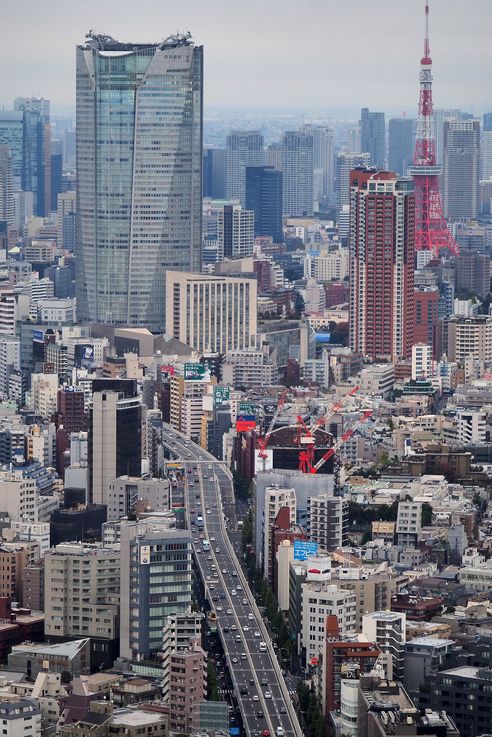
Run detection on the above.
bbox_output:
[299,409,373,474]
[256,389,289,465]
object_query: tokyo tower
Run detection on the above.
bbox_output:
[408,0,459,258]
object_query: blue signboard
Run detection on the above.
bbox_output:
[315,332,331,343]
[230,729,240,736]
[294,540,319,561]
[32,329,44,342]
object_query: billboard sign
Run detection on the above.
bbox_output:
[140,545,151,565]
[214,386,230,407]
[32,329,44,343]
[254,448,273,473]
[239,401,257,415]
[74,344,95,368]
[236,415,256,433]
[184,362,207,381]
[315,332,331,343]
[293,540,319,561]
[160,364,175,377]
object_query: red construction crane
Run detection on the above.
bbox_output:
[256,389,289,460]
[299,409,373,474]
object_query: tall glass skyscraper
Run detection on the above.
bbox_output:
[76,32,203,332]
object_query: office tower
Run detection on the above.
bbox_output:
[282,130,314,217]
[409,4,458,258]
[0,146,14,226]
[57,386,87,433]
[442,120,480,219]
[0,111,24,189]
[245,165,283,242]
[360,108,385,169]
[202,200,254,262]
[349,170,415,361]
[362,611,406,681]
[120,521,192,661]
[456,250,490,299]
[335,152,371,211]
[50,142,63,212]
[414,286,439,355]
[169,639,207,733]
[106,476,170,522]
[14,97,51,217]
[482,112,492,180]
[88,389,142,506]
[267,142,283,170]
[56,191,76,249]
[307,494,348,552]
[165,270,257,354]
[44,542,120,669]
[302,124,334,202]
[203,147,226,199]
[225,130,264,205]
[13,191,33,232]
[433,108,463,165]
[76,32,203,331]
[388,118,415,175]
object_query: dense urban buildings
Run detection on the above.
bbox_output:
[0,2,491,735]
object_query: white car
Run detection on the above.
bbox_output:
[243,626,250,632]
[242,599,247,605]
[253,695,259,702]
[264,692,272,699]
[254,631,260,637]
[231,625,237,631]
[277,729,285,736]
[248,613,254,620]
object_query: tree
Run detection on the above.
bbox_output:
[293,290,305,316]
[207,660,219,701]
[421,502,433,527]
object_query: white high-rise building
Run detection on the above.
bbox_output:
[302,125,334,203]
[165,270,257,354]
[362,611,406,680]
[0,145,14,226]
[282,130,314,217]
[411,343,433,380]
[262,486,296,579]
[202,199,254,262]
[301,582,357,664]
[396,501,422,548]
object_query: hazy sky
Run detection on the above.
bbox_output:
[1,0,491,116]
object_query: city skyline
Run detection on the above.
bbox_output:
[1,0,491,115]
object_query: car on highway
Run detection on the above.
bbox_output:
[222,568,227,574]
[254,631,261,637]
[257,711,264,718]
[277,728,285,736]
[231,625,237,631]
[243,626,249,632]
[279,706,287,714]
[235,634,241,641]
[232,571,237,577]
[264,691,272,699]
[216,547,220,553]
[262,731,270,737]
[231,589,237,596]
[226,609,232,615]
[248,613,254,620]
[240,687,248,695]
[261,678,268,686]
[242,598,247,605]
[232,657,238,663]
[252,695,259,702]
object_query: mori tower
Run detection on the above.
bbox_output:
[76,32,203,331]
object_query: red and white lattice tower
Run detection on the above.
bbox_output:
[408,0,458,258]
